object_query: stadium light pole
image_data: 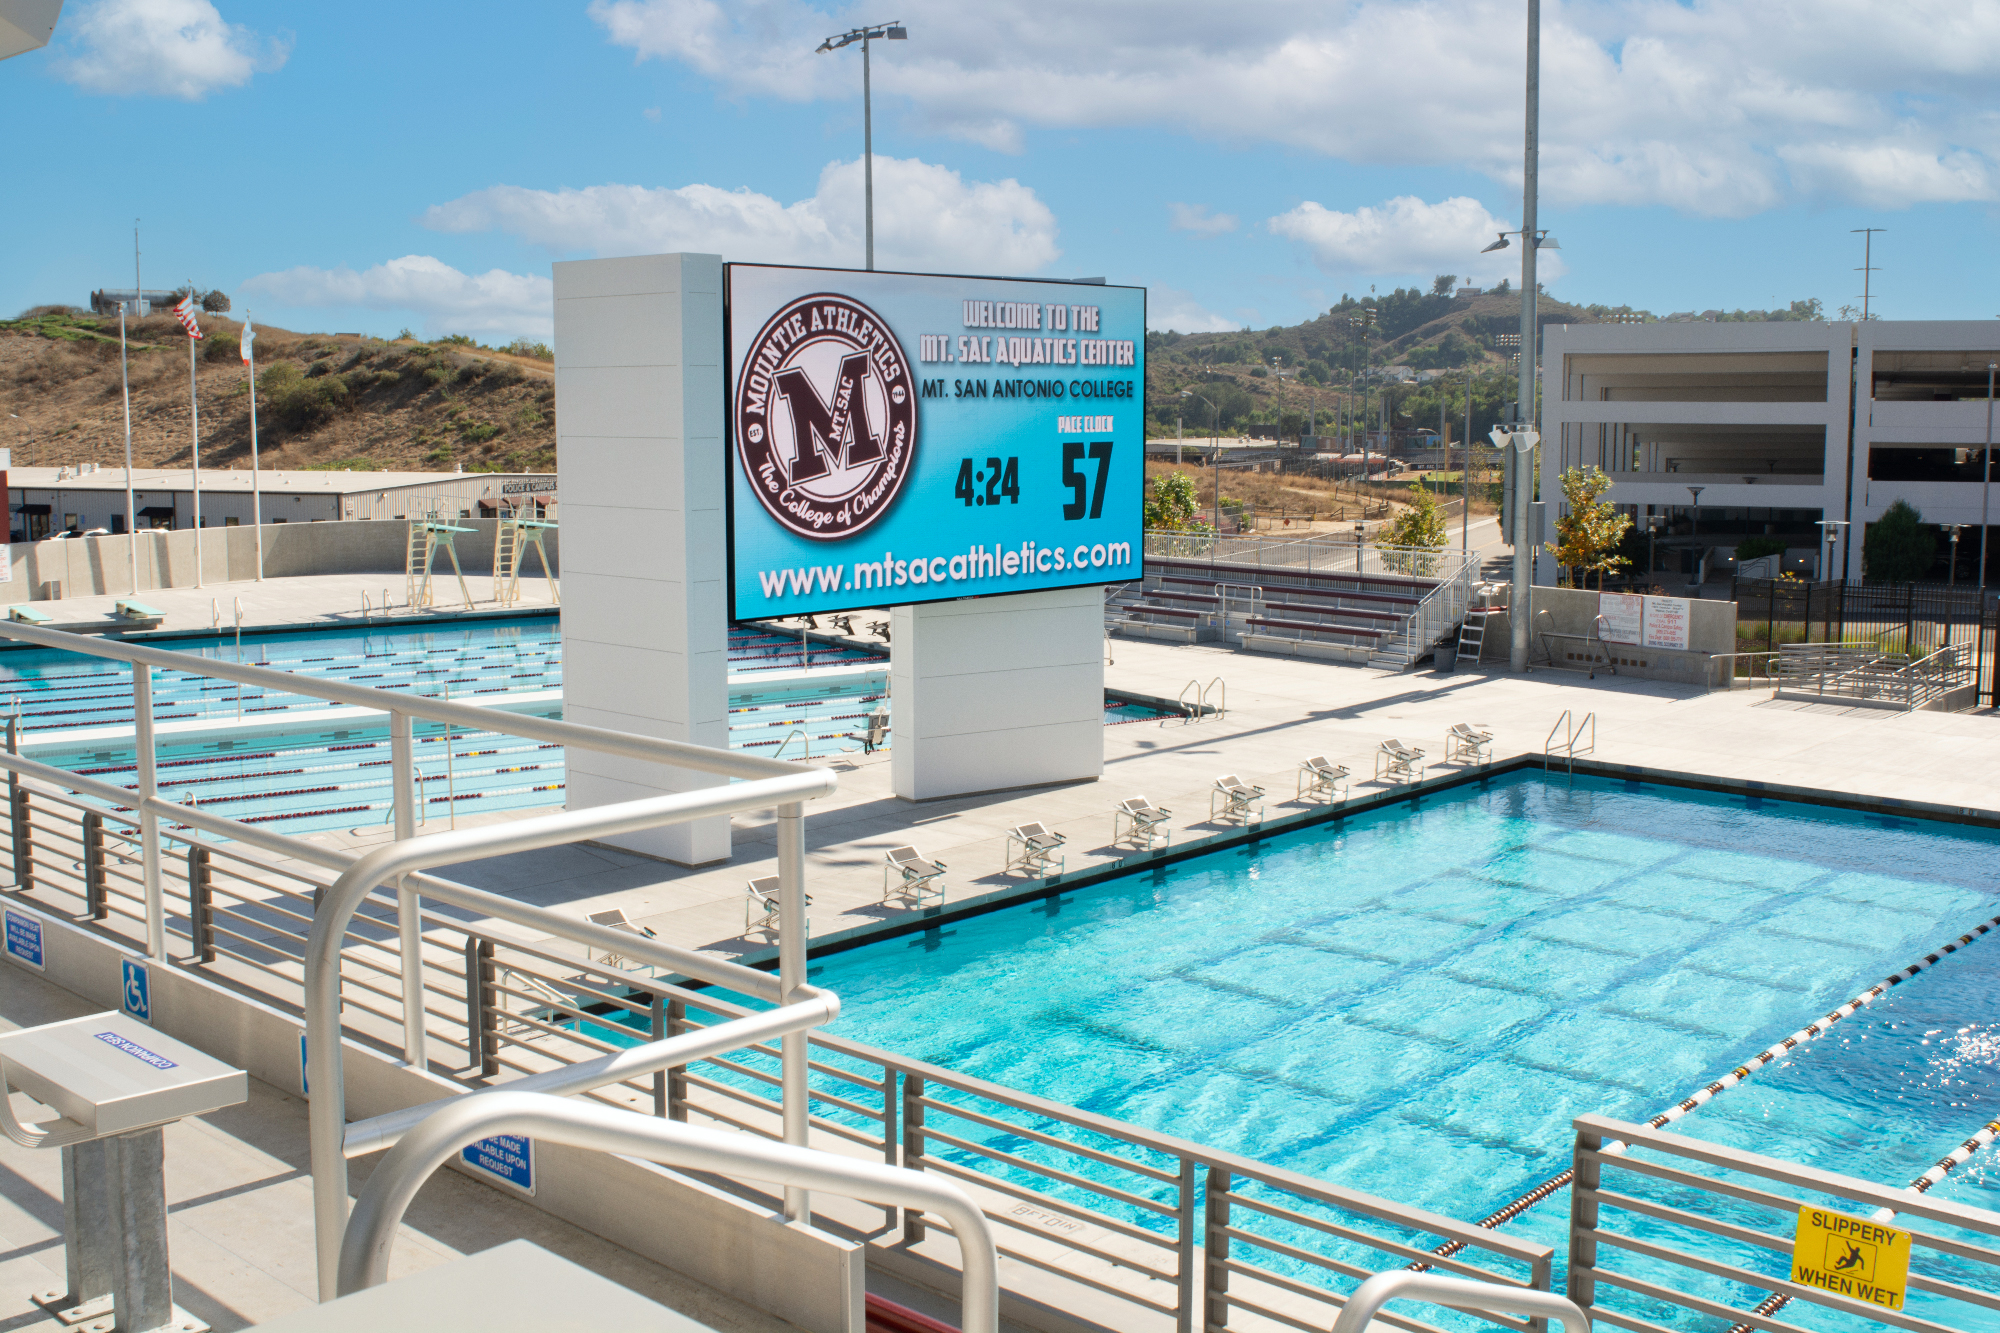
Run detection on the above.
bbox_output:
[1476,0,1558,672]
[817,21,907,271]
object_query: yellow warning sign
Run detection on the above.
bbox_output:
[1790,1207,1911,1311]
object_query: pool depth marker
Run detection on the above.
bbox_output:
[1419,912,2000,1266]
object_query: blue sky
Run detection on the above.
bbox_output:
[5,0,2000,340]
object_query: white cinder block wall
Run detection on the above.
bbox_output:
[891,586,1104,801]
[554,254,731,865]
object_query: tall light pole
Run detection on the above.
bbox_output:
[817,21,907,271]
[1477,0,1552,672]
[1185,390,1219,532]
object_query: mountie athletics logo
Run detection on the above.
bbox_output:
[736,292,917,541]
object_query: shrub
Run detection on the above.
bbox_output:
[1734,535,1787,561]
[200,290,231,313]
[460,421,501,443]
[262,362,352,430]
[202,334,240,363]
[455,362,483,383]
[374,370,401,386]
[423,366,450,386]
[1863,500,1936,583]
[501,338,553,360]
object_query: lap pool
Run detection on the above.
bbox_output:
[751,774,2000,1284]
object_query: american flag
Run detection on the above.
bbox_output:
[173,294,203,340]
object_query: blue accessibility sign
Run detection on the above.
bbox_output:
[121,958,151,1022]
[461,1134,534,1195]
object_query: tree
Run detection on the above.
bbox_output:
[1546,466,1632,589]
[1144,471,1208,533]
[1431,274,1459,296]
[1384,482,1448,576]
[1863,500,1936,583]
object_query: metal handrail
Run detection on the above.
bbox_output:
[336,1092,1002,1333]
[0,617,839,1303]
[771,726,810,760]
[1543,711,1594,777]
[1331,1272,1590,1333]
[1201,675,1226,720]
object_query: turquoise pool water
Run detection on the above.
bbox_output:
[627,773,1999,1323]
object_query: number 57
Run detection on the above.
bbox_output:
[1061,441,1113,520]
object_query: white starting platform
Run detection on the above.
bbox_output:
[0,1012,247,1333]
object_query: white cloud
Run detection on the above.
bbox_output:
[423,155,1060,274]
[1268,196,1567,287]
[1168,204,1237,238]
[240,256,551,339]
[1146,286,1236,333]
[58,0,286,99]
[588,0,2000,217]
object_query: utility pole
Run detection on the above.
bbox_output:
[1852,228,1886,321]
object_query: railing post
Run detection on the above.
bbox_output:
[4,714,16,887]
[777,798,810,1225]
[389,711,425,1070]
[131,664,164,961]
[10,785,28,893]
[187,845,214,963]
[902,1073,926,1244]
[1204,1167,1231,1333]
[464,936,497,1076]
[1175,1156,1197,1333]
[1566,1127,1601,1313]
[664,997,688,1121]
[82,812,105,920]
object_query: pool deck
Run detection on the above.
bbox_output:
[399,627,2000,968]
[0,571,558,640]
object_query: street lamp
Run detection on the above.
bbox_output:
[1183,389,1219,532]
[1946,524,1965,590]
[816,20,908,271]
[1646,512,1661,583]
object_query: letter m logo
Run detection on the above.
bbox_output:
[774,354,883,484]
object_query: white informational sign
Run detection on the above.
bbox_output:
[1642,595,1692,651]
[1597,593,1644,645]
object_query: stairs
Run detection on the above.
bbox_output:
[1456,608,1499,667]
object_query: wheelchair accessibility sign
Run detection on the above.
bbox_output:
[121,958,151,1023]
[1791,1207,1910,1311]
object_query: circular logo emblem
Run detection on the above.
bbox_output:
[735,292,917,541]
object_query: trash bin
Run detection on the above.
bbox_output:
[1434,638,1459,671]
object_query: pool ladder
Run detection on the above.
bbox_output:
[1544,710,1595,780]
[1175,676,1226,722]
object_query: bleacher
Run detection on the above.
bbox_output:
[1108,556,1446,665]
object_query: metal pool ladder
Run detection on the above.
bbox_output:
[1544,710,1594,780]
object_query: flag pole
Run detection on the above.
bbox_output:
[119,302,138,595]
[183,288,204,589]
[243,314,263,580]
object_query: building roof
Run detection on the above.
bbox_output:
[3,467,554,496]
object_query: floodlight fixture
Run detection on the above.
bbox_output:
[0,0,62,62]
[1481,234,1510,254]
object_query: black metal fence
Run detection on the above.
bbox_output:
[1732,578,1996,704]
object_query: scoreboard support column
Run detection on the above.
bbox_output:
[891,586,1105,801]
[554,253,732,866]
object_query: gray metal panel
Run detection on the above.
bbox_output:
[0,1012,246,1136]
[247,1240,717,1331]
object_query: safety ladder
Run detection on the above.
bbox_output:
[493,517,560,608]
[1457,608,1499,666]
[406,515,475,611]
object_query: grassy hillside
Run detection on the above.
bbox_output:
[0,309,555,472]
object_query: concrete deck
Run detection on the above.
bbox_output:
[385,628,2000,968]
[0,963,796,1333]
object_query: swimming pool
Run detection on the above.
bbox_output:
[681,774,2000,1292]
[0,618,1159,830]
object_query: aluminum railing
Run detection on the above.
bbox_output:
[1570,1114,2000,1333]
[0,768,1554,1333]
[1772,641,1975,710]
[0,619,838,1302]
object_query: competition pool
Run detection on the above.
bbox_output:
[0,617,1176,831]
[596,774,2000,1320]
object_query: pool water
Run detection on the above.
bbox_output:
[784,775,2000,1253]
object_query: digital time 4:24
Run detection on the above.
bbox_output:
[951,442,1114,520]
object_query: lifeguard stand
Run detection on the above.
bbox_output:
[493,516,558,608]
[405,513,474,611]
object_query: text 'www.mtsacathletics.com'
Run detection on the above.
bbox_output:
[756,540,1134,600]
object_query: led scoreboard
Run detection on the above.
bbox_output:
[725,264,1145,621]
